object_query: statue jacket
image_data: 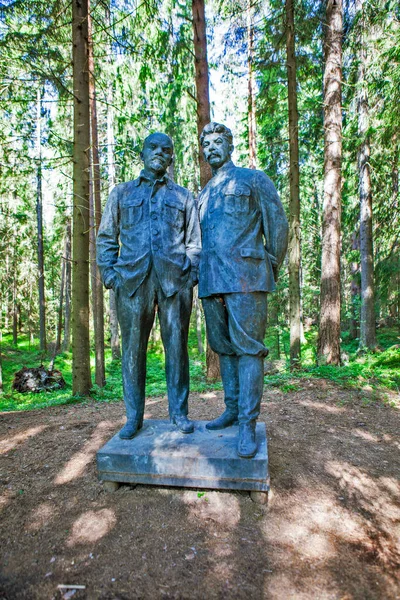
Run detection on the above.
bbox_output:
[96,172,201,298]
[198,161,288,299]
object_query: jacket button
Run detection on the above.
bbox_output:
[153,229,160,236]
[153,243,159,251]
[211,241,215,248]
[151,197,157,203]
[151,213,157,220]
[209,223,215,230]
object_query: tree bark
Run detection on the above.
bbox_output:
[357,0,376,350]
[36,86,47,352]
[72,0,92,394]
[247,0,257,169]
[192,0,212,190]
[63,219,72,352]
[285,0,301,369]
[349,231,360,340]
[55,235,67,353]
[318,0,343,365]
[88,6,106,386]
[106,4,121,360]
[192,0,219,379]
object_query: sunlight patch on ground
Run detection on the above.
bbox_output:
[67,509,117,546]
[297,400,345,414]
[54,421,117,485]
[352,428,380,442]
[199,392,217,399]
[0,425,46,455]
[27,502,55,532]
[325,461,400,521]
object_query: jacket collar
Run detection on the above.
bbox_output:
[134,170,173,189]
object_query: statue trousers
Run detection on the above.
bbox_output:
[202,292,268,424]
[116,266,193,423]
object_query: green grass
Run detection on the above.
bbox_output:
[1,325,399,412]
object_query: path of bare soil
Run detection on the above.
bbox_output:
[1,381,399,600]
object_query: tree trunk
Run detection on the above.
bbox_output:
[72,0,92,394]
[318,0,343,365]
[349,231,360,339]
[63,219,72,352]
[192,0,212,190]
[55,235,67,353]
[193,287,204,354]
[357,0,376,350]
[247,0,257,169]
[88,6,106,386]
[106,9,121,361]
[36,86,47,352]
[192,0,219,379]
[285,0,301,369]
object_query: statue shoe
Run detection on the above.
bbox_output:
[119,419,143,440]
[206,410,239,430]
[172,415,194,434]
[237,423,257,458]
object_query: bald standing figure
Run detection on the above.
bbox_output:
[97,133,201,439]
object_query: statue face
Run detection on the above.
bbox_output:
[202,132,233,169]
[141,133,173,176]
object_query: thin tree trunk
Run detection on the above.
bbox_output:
[36,86,47,352]
[192,0,220,379]
[247,0,257,169]
[349,231,360,339]
[286,0,301,369]
[72,0,92,394]
[63,219,72,351]
[318,0,343,365]
[193,287,204,354]
[106,5,120,360]
[357,0,376,350]
[88,6,105,386]
[12,272,17,346]
[0,330,2,393]
[55,237,66,353]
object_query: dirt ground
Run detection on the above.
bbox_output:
[1,381,399,600]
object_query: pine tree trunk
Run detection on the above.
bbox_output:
[286,0,301,369]
[192,0,212,190]
[88,6,106,386]
[193,287,204,354]
[106,10,121,361]
[36,87,47,352]
[55,236,67,353]
[318,0,343,365]
[72,0,92,394]
[247,0,257,169]
[12,273,17,346]
[349,231,360,339]
[357,0,376,350]
[63,219,72,352]
[192,0,220,379]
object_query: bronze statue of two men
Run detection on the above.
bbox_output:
[97,123,288,459]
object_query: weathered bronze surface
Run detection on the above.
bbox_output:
[198,122,288,458]
[96,133,201,438]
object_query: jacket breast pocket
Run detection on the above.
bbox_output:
[224,185,251,215]
[121,198,143,228]
[164,197,185,229]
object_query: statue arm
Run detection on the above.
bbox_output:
[254,171,288,278]
[96,187,120,289]
[184,191,202,280]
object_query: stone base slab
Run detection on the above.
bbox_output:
[97,419,269,492]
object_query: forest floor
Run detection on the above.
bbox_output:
[1,381,399,600]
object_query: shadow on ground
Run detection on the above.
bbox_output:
[0,380,399,599]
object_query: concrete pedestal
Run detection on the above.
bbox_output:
[97,419,269,492]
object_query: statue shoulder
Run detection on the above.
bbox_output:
[168,180,193,202]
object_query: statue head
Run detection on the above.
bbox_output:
[200,122,234,171]
[140,132,174,177]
